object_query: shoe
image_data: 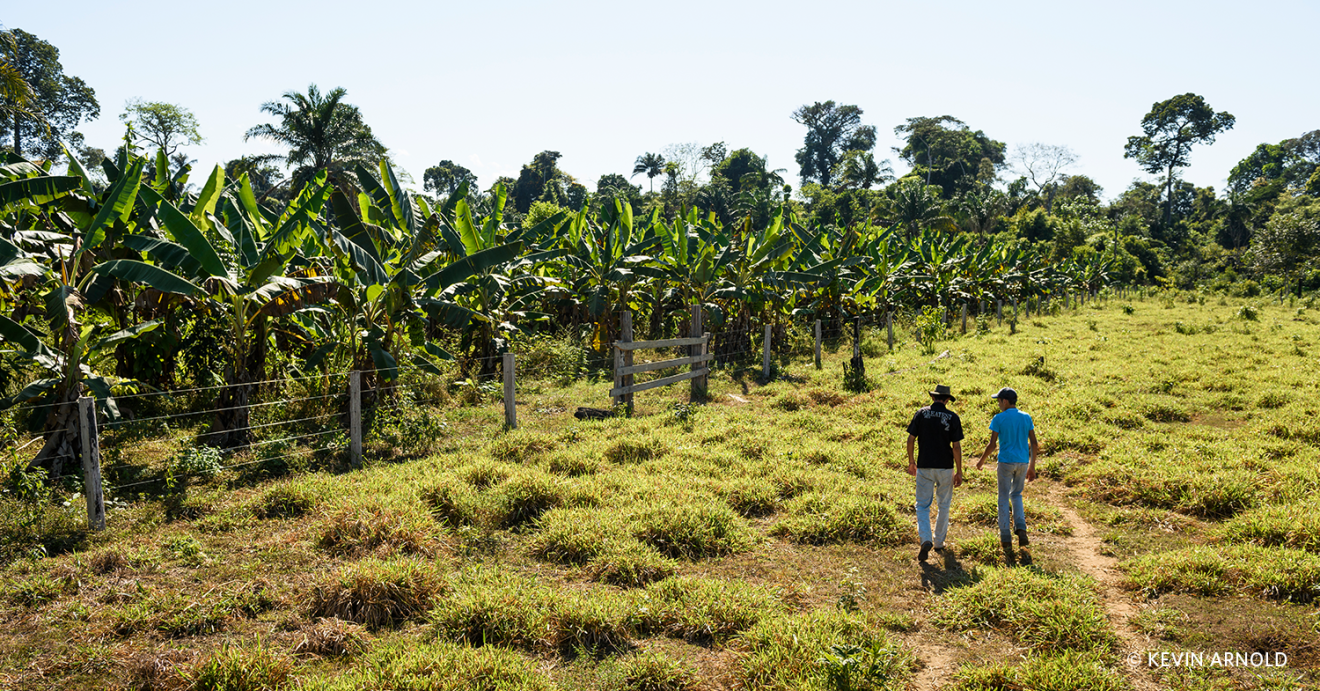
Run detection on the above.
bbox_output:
[933,544,946,552]
[919,541,932,562]
[1016,529,1029,547]
[1001,539,1013,552]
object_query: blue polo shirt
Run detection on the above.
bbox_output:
[989,408,1033,464]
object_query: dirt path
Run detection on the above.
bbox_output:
[1053,503,1159,691]
[910,639,961,691]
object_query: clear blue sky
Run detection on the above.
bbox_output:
[7,0,1317,201]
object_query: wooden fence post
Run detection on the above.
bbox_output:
[503,352,517,429]
[691,304,706,400]
[762,324,772,380]
[349,371,362,468]
[78,397,104,531]
[622,311,634,414]
[814,319,822,369]
[852,317,861,361]
[886,312,894,351]
[960,303,968,334]
[1012,297,1018,321]
[997,300,1003,325]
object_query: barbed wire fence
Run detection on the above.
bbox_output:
[2,287,1106,531]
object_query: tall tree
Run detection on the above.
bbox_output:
[244,84,386,189]
[834,150,893,190]
[893,116,1005,198]
[792,101,876,188]
[1,28,99,159]
[512,150,565,213]
[423,159,477,197]
[119,99,202,157]
[631,152,665,192]
[1123,93,1235,228]
[1011,143,1077,212]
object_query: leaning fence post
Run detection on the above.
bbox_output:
[886,312,894,351]
[349,371,363,468]
[852,317,861,361]
[762,324,773,380]
[78,397,105,531]
[997,300,1003,325]
[960,303,968,334]
[503,352,517,429]
[622,311,634,414]
[690,304,706,400]
[814,319,822,369]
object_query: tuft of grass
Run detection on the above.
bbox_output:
[301,639,554,691]
[429,567,632,656]
[716,477,780,517]
[488,429,558,463]
[190,642,293,691]
[456,459,511,488]
[631,500,755,559]
[315,501,443,557]
[111,589,242,638]
[949,651,1128,691]
[953,493,1074,536]
[599,650,700,691]
[548,451,604,476]
[491,470,570,529]
[1122,544,1320,602]
[529,507,625,564]
[251,482,316,519]
[738,608,914,691]
[585,540,679,588]
[931,567,1116,653]
[293,617,368,658]
[125,649,195,691]
[419,480,484,528]
[604,437,666,464]
[1217,498,1320,553]
[633,576,787,644]
[0,497,87,564]
[770,491,909,545]
[307,557,447,629]
[3,570,79,607]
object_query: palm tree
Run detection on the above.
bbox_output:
[632,152,665,193]
[244,84,386,191]
[884,178,956,239]
[0,29,48,145]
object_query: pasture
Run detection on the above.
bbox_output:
[2,292,1318,691]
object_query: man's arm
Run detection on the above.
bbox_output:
[952,441,963,487]
[906,434,917,476]
[1027,429,1040,481]
[976,431,998,470]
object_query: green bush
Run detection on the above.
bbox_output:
[931,567,1115,653]
[251,482,316,519]
[170,445,225,480]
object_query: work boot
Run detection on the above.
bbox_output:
[1016,529,1029,547]
[919,541,932,562]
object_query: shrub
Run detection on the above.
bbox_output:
[307,557,447,629]
[949,651,1128,691]
[738,609,913,691]
[633,576,787,644]
[1238,303,1259,320]
[315,502,442,557]
[307,640,554,691]
[770,492,908,546]
[191,642,292,691]
[599,651,699,691]
[631,500,754,559]
[1122,545,1320,602]
[169,445,225,481]
[931,567,1115,653]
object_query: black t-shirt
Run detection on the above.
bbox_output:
[906,402,964,469]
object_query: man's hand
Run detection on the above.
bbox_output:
[906,462,916,476]
[1027,465,1036,481]
[975,457,985,470]
[953,471,962,488]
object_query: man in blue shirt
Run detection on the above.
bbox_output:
[975,387,1040,552]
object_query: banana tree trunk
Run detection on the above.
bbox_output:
[29,386,81,483]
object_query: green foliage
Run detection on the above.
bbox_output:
[1122,545,1320,601]
[302,639,553,691]
[190,642,292,691]
[949,651,1128,691]
[738,609,913,691]
[771,491,907,545]
[931,567,1116,653]
[598,651,699,691]
[308,557,447,629]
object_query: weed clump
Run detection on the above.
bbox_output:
[598,651,699,691]
[312,639,554,691]
[632,500,755,559]
[308,557,447,629]
[251,482,317,519]
[191,642,292,691]
[429,567,631,656]
[633,576,787,644]
[931,567,1116,653]
[770,491,908,546]
[529,507,625,564]
[419,480,484,528]
[0,498,87,564]
[294,617,368,658]
[605,437,666,464]
[491,470,569,529]
[738,608,913,691]
[949,651,1128,691]
[954,494,1073,536]
[1123,545,1320,602]
[716,477,780,517]
[1218,499,1320,553]
[315,501,442,557]
[585,540,678,588]
[488,429,557,463]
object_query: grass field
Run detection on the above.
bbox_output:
[2,291,1319,691]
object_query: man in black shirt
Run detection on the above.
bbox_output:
[906,384,964,562]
